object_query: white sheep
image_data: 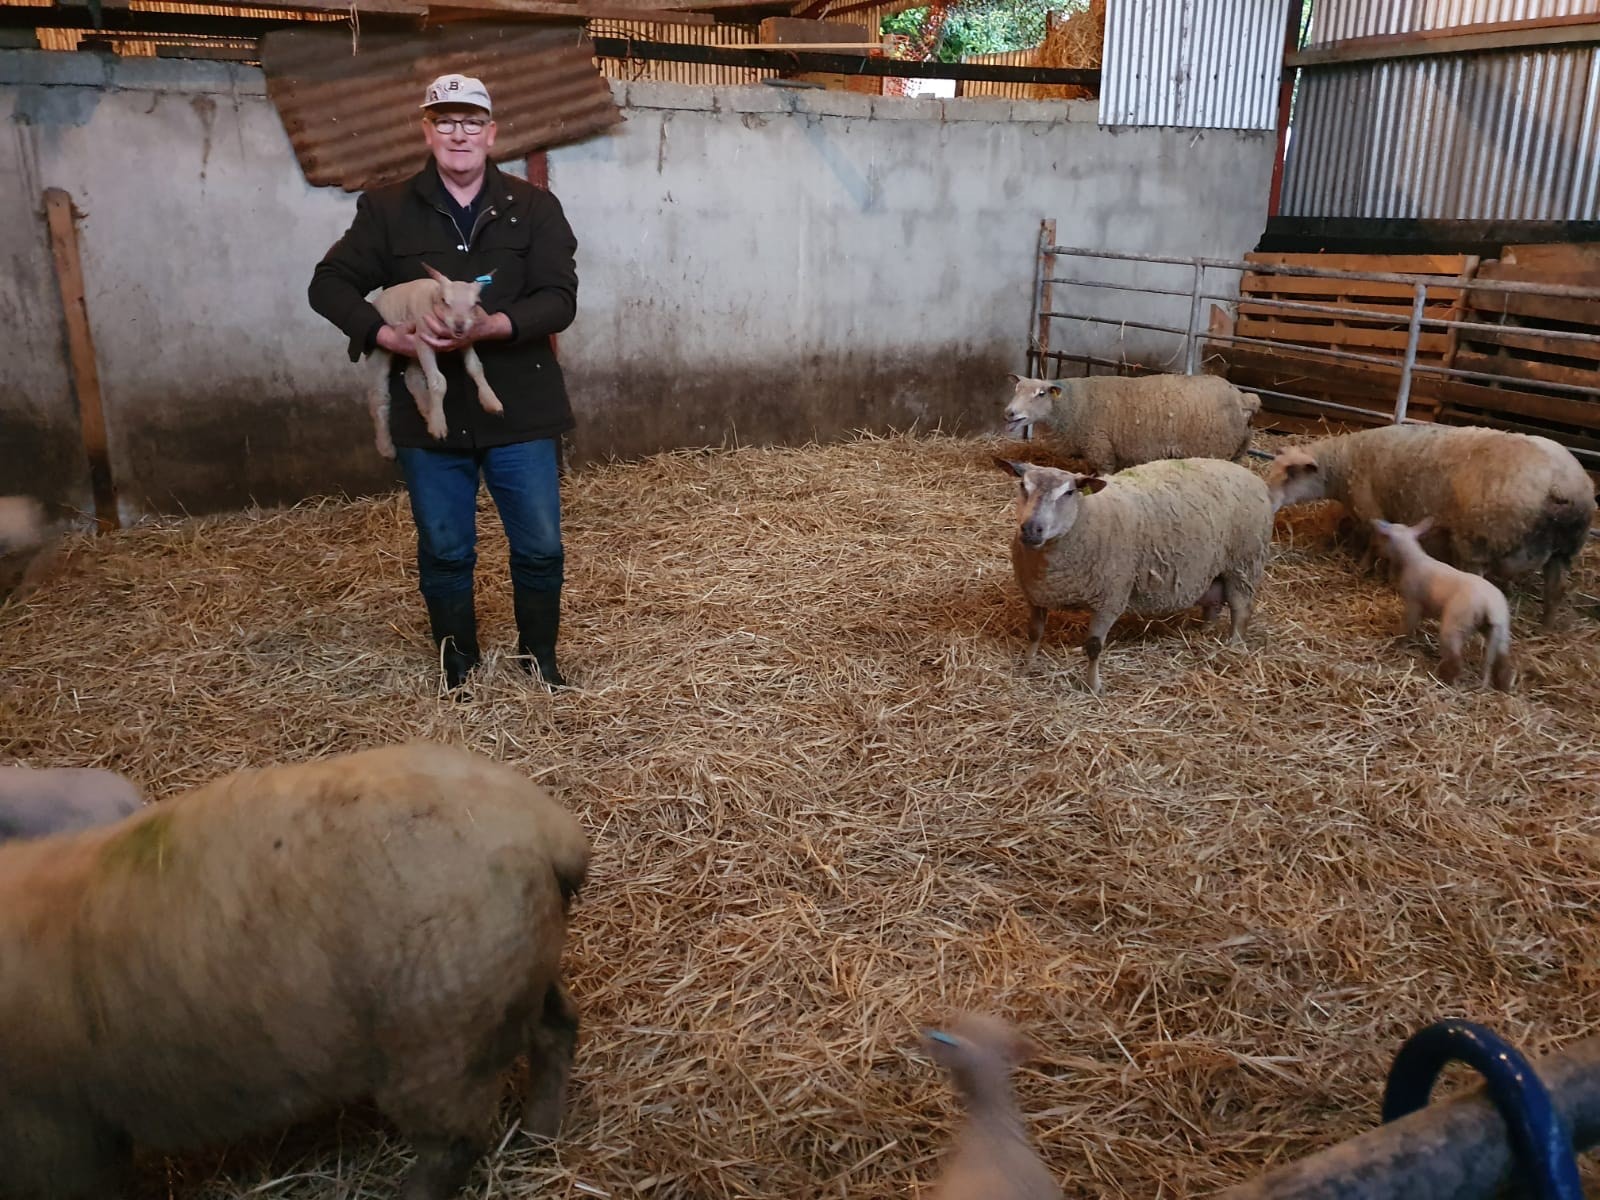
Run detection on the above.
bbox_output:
[1002,372,1261,473]
[922,1014,1061,1200]
[1266,424,1596,627]
[995,456,1274,694]
[368,264,503,459]
[1370,517,1515,691]
[0,741,589,1200]
[0,765,145,843]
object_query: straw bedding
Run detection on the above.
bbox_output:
[3,429,1599,1198]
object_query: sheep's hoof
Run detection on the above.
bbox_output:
[479,390,504,415]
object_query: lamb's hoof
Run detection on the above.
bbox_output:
[480,392,504,415]
[427,423,449,441]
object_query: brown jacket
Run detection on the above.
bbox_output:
[309,158,579,450]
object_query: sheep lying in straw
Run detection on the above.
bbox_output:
[0,764,144,843]
[1001,372,1261,474]
[995,456,1273,694]
[368,264,503,458]
[1371,517,1515,692]
[921,1014,1061,1200]
[1266,424,1596,627]
[0,740,589,1200]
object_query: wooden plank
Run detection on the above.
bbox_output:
[1501,243,1600,273]
[1457,324,1600,364]
[1433,381,1600,432]
[43,188,119,533]
[1287,14,1600,68]
[1462,288,1600,328]
[1246,251,1472,275]
[1439,407,1600,460]
[1217,346,1441,416]
[1438,254,1481,373]
[1453,349,1600,393]
[1242,274,1463,301]
[1237,299,1456,322]
[1235,317,1451,355]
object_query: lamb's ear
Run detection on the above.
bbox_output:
[1371,518,1392,533]
[921,1028,963,1067]
[1006,372,1022,384]
[422,263,449,284]
[994,457,1028,478]
[1047,385,1062,397]
[1007,1029,1045,1066]
[1286,459,1319,479]
[1412,515,1436,537]
[1074,474,1109,495]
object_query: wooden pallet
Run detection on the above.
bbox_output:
[1218,251,1480,424]
[1442,243,1600,447]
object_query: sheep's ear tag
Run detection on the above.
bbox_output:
[926,1030,959,1046]
[474,274,494,285]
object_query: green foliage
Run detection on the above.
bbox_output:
[882,0,1088,63]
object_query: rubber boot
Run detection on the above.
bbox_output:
[424,590,481,694]
[514,585,568,688]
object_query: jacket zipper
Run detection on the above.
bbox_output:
[436,202,497,252]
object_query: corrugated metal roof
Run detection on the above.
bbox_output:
[260,21,622,192]
[1098,0,1288,129]
[1306,0,1597,45]
[1282,45,1600,220]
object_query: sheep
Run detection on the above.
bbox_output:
[994,456,1274,694]
[1001,371,1261,474]
[1370,517,1515,692]
[0,740,590,1200]
[921,1014,1061,1200]
[1265,423,1596,627]
[0,764,144,843]
[368,264,503,459]
[0,495,45,554]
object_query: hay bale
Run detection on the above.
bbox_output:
[2,430,1598,1199]
[1029,0,1104,101]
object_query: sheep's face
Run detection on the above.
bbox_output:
[1003,374,1061,440]
[1265,447,1325,512]
[1370,516,1434,563]
[994,459,1107,548]
[422,264,490,338]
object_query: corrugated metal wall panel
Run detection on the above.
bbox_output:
[1306,0,1595,45]
[1099,0,1288,128]
[590,19,773,86]
[961,47,1034,99]
[1282,45,1600,220]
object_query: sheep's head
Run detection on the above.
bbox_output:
[1004,373,1061,440]
[921,1013,1042,1102]
[1370,516,1435,562]
[423,263,491,338]
[1265,446,1324,512]
[0,496,45,555]
[994,458,1106,548]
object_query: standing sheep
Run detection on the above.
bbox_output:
[0,740,590,1200]
[1371,517,1515,692]
[1265,423,1595,627]
[1001,372,1261,473]
[994,456,1274,694]
[368,264,504,459]
[921,1014,1061,1200]
[0,764,144,843]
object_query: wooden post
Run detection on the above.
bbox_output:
[1033,218,1056,378]
[1267,0,1303,218]
[43,187,119,533]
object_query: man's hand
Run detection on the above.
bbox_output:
[418,307,513,353]
[376,323,421,358]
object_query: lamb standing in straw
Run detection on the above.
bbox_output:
[367,264,504,459]
[921,1014,1062,1200]
[1371,517,1515,692]
[0,764,144,843]
[1266,424,1595,627]
[1002,372,1260,473]
[995,456,1273,694]
[0,741,589,1200]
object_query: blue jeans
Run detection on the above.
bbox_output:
[395,439,564,599]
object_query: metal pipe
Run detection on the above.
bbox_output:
[1408,360,1600,399]
[1044,245,1600,300]
[1185,258,1204,375]
[1217,1035,1600,1200]
[1393,284,1427,423]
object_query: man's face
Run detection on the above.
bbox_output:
[423,104,496,177]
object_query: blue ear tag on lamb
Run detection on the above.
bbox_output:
[474,274,494,285]
[927,1031,958,1046]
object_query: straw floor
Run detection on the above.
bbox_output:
[4,430,1599,1198]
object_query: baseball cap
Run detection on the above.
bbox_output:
[420,73,493,114]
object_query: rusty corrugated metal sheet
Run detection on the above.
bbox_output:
[1099,0,1288,128]
[260,21,622,192]
[961,47,1035,99]
[1282,44,1600,220]
[589,18,772,85]
[1305,0,1595,45]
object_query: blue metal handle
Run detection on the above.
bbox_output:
[1382,1019,1582,1200]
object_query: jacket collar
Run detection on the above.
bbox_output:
[411,156,505,212]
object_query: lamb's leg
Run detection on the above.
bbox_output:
[1542,555,1571,630]
[1401,596,1423,638]
[413,341,451,442]
[369,350,397,460]
[461,346,503,415]
[1022,605,1048,668]
[1221,573,1256,642]
[1198,578,1224,623]
[1083,608,1119,695]
[1436,613,1465,686]
[523,979,579,1139]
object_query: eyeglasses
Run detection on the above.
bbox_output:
[429,117,488,134]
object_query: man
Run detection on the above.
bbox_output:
[309,73,578,691]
